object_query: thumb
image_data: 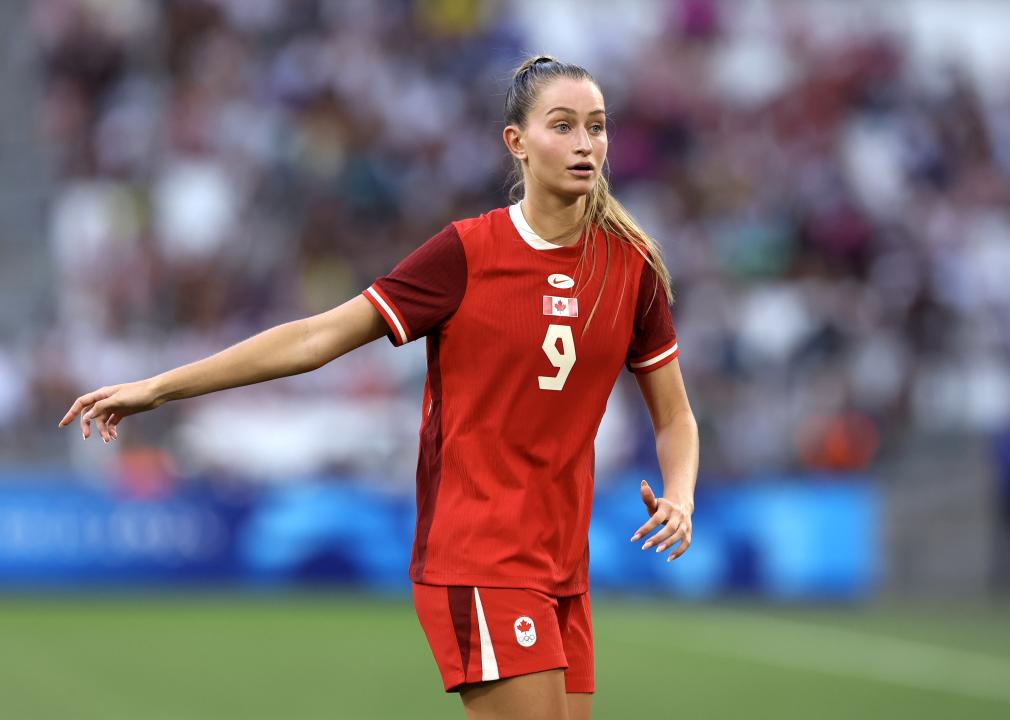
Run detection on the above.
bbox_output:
[640,480,657,512]
[85,399,110,420]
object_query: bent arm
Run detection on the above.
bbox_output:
[153,294,388,403]
[634,359,699,511]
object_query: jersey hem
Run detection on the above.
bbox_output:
[411,569,589,597]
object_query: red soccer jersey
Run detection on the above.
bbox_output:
[363,204,679,595]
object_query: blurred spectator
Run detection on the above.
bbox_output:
[12,0,1010,485]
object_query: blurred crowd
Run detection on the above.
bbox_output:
[7,0,1010,488]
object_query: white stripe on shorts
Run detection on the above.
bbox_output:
[473,587,500,681]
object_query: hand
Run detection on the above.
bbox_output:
[629,480,693,562]
[58,380,162,443]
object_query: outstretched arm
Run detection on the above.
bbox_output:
[59,295,389,442]
[630,358,699,562]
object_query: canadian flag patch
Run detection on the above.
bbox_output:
[514,616,537,647]
[543,296,578,318]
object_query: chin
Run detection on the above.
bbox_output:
[555,179,596,200]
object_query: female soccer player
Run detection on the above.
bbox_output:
[59,56,699,720]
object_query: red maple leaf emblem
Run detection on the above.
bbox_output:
[554,300,566,312]
[517,619,532,633]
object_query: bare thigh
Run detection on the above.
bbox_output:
[460,669,569,720]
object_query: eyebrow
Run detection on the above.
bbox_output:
[545,106,606,117]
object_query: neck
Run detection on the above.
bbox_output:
[520,188,586,247]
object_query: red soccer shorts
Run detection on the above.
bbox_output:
[412,583,595,694]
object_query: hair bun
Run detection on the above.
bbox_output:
[514,54,557,78]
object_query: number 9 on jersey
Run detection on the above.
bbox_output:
[538,324,576,391]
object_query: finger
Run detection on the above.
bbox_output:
[642,519,682,551]
[59,403,79,428]
[82,397,109,438]
[83,399,111,422]
[80,404,93,439]
[631,507,669,544]
[108,414,119,440]
[640,480,657,512]
[95,415,111,444]
[653,523,687,553]
[630,481,659,542]
[85,401,112,441]
[642,520,683,551]
[667,534,692,562]
[60,396,89,428]
[60,389,108,428]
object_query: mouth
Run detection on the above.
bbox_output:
[567,162,594,178]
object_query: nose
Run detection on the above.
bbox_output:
[573,127,592,155]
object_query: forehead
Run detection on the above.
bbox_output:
[533,77,605,115]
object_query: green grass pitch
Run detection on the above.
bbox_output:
[1,592,1007,719]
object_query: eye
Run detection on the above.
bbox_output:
[554,122,571,133]
[590,123,604,134]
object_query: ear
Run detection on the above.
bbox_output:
[502,125,527,161]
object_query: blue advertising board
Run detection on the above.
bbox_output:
[0,469,879,599]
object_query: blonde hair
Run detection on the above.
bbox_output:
[504,55,673,327]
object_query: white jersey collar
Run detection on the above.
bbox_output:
[509,202,568,251]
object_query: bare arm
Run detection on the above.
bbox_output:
[630,358,700,561]
[152,295,388,401]
[635,358,699,510]
[59,295,389,441]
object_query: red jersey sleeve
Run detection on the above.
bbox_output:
[625,260,679,374]
[362,224,467,346]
